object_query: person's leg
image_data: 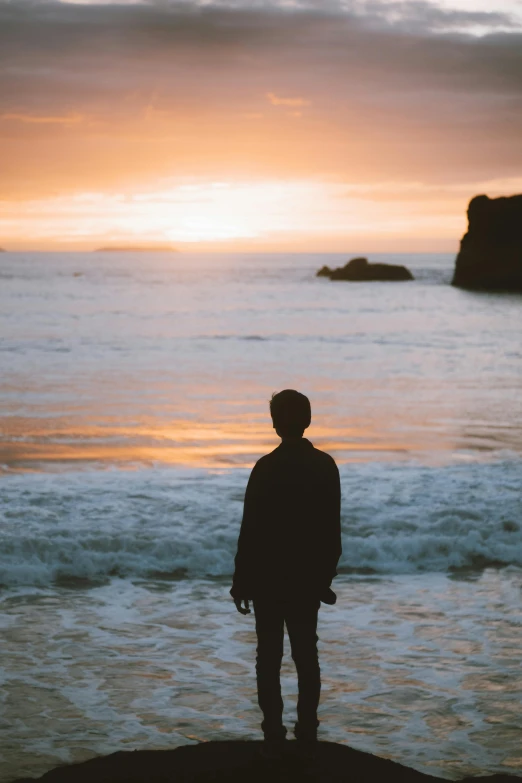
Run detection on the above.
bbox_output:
[252,598,287,740]
[285,598,321,739]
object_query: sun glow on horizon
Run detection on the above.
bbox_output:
[2,176,522,251]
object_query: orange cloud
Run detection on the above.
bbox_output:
[1,112,84,125]
[266,92,311,108]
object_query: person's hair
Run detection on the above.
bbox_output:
[269,389,311,437]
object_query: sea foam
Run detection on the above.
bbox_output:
[1,461,521,587]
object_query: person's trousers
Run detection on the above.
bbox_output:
[252,596,321,740]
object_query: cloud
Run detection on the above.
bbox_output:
[1,112,84,125]
[266,92,311,107]
[352,0,519,34]
[0,0,521,200]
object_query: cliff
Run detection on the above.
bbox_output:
[452,194,522,290]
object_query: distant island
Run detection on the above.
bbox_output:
[0,247,5,252]
[95,246,179,253]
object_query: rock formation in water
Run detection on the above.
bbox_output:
[10,739,521,783]
[317,257,413,281]
[316,265,333,277]
[452,194,522,290]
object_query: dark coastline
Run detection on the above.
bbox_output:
[10,740,522,783]
[94,247,179,252]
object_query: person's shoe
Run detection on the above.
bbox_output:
[294,720,318,741]
[259,736,286,760]
[294,721,318,761]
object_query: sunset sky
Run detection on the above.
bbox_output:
[1,0,521,251]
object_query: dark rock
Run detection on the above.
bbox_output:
[11,740,522,783]
[316,265,333,277]
[452,194,522,290]
[319,257,413,282]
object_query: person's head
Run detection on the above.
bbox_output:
[269,389,311,439]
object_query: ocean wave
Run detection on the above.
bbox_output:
[0,462,521,587]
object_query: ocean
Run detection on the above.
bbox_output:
[1,251,521,781]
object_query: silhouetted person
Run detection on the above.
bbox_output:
[230,389,342,758]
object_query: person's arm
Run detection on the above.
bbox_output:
[230,462,262,611]
[320,460,342,591]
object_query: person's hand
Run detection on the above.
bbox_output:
[234,598,251,615]
[320,587,337,605]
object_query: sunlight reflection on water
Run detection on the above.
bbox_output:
[1,252,522,471]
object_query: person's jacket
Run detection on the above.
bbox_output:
[230,438,342,602]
